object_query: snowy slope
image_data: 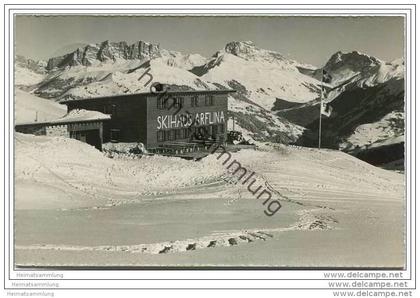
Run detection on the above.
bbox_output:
[15,55,47,87]
[15,132,403,211]
[157,50,207,70]
[228,95,305,143]
[198,41,321,110]
[14,132,229,209]
[15,132,404,267]
[339,111,404,151]
[15,89,67,124]
[15,66,45,86]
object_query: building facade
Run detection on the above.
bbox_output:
[15,110,110,150]
[62,89,234,150]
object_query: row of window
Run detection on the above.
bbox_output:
[157,97,183,109]
[103,104,118,117]
[157,95,215,110]
[99,95,216,115]
[157,124,225,142]
[107,124,225,143]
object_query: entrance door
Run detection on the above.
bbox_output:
[85,129,102,150]
[70,129,102,150]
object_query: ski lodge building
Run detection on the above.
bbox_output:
[60,88,234,152]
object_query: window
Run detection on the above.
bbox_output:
[157,131,164,142]
[218,124,225,134]
[157,96,166,109]
[104,104,118,116]
[158,95,184,110]
[211,124,218,137]
[111,104,117,117]
[174,97,184,108]
[205,95,214,106]
[175,129,184,140]
[184,128,191,138]
[191,96,199,107]
[165,130,175,141]
[200,126,210,138]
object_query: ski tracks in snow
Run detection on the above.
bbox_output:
[16,206,339,255]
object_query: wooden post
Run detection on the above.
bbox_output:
[318,74,323,149]
[232,115,235,131]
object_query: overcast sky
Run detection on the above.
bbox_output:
[15,15,404,67]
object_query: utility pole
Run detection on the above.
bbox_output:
[318,78,323,149]
[232,115,235,131]
[318,68,332,149]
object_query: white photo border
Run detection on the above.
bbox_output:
[1,2,416,291]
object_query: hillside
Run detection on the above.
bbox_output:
[276,51,404,166]
[294,78,404,164]
[15,89,67,124]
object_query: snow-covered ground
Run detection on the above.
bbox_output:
[14,134,404,267]
[15,89,67,124]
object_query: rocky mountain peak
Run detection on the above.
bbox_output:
[222,40,293,69]
[324,50,382,72]
[224,40,256,55]
[46,40,161,70]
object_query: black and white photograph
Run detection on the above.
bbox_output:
[2,2,418,297]
[11,13,408,269]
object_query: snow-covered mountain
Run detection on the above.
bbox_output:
[321,51,403,85]
[271,50,405,166]
[31,40,210,100]
[314,51,404,101]
[46,40,160,69]
[277,53,404,124]
[33,40,320,107]
[195,41,321,109]
[294,83,403,167]
[45,40,207,71]
[14,40,405,164]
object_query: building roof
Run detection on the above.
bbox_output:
[51,109,111,123]
[60,89,236,104]
[15,109,111,127]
